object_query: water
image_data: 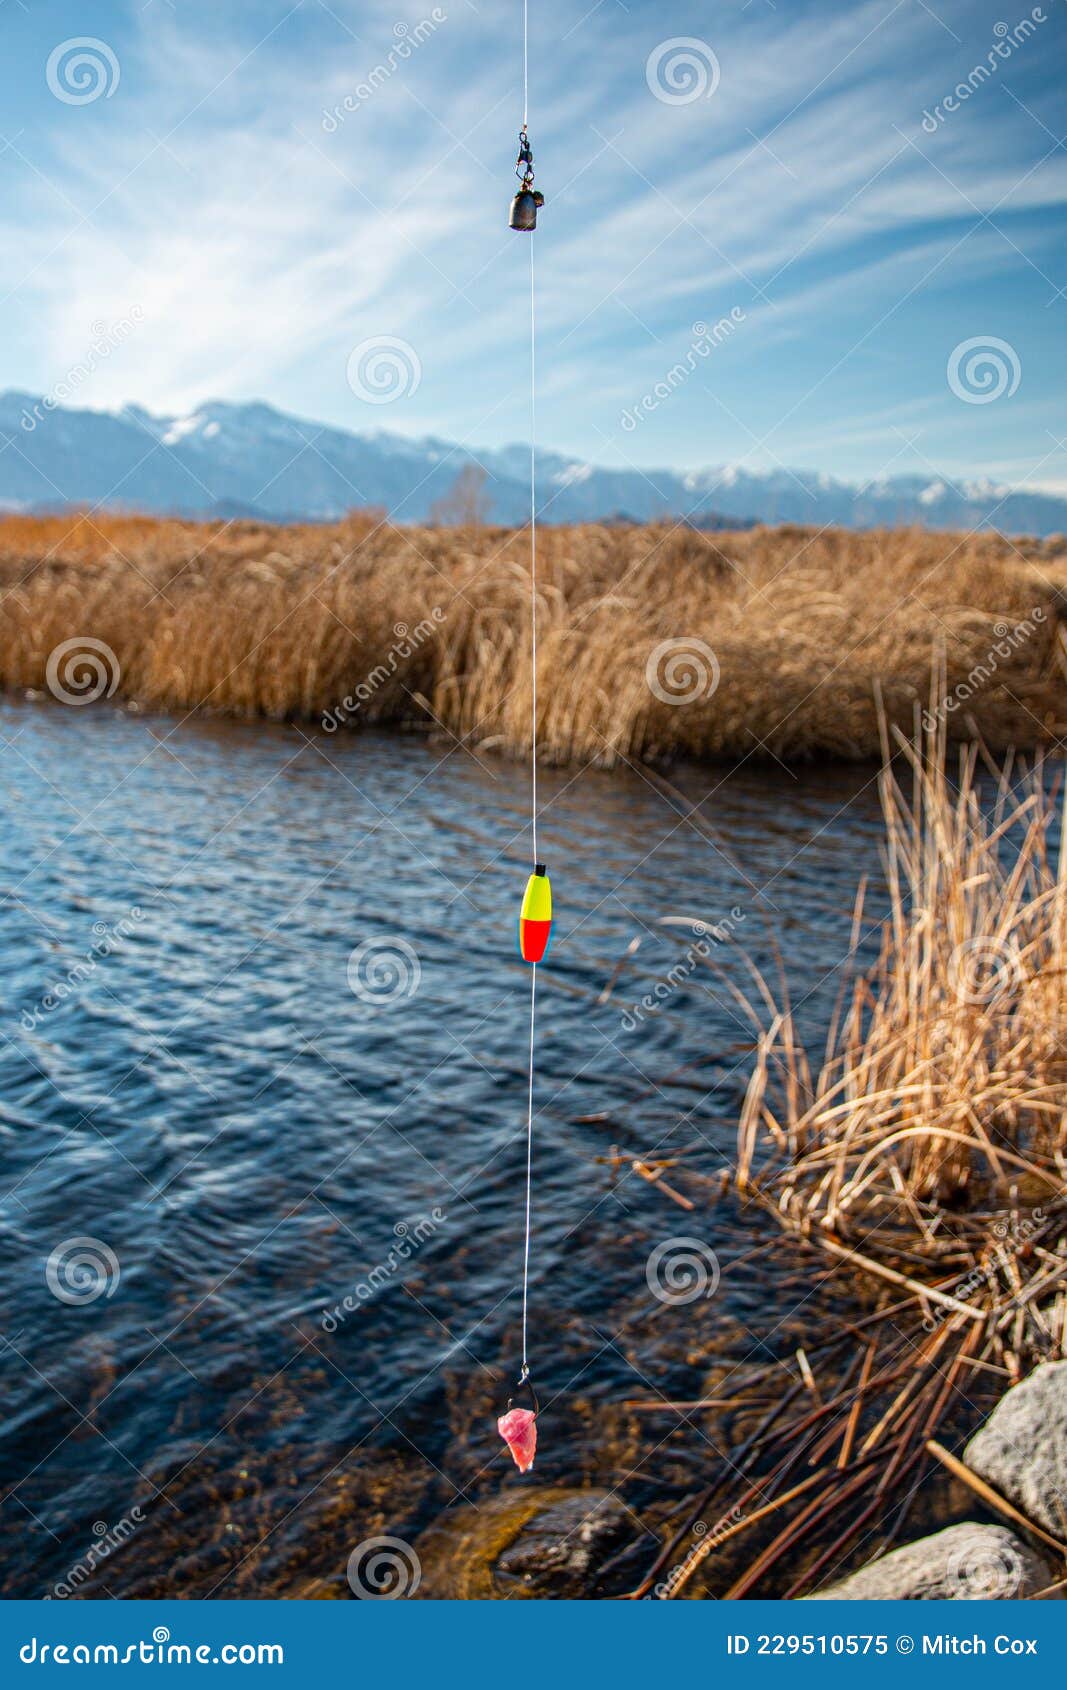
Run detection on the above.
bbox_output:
[0,702,890,1598]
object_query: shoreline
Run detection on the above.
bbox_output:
[2,513,1067,764]
[4,515,1065,1599]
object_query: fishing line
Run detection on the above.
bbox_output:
[520,26,537,1385]
[523,236,537,1378]
[522,0,529,130]
[521,964,536,1377]
[499,0,551,1475]
[529,238,538,867]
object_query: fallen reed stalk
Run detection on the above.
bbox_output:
[2,512,1067,763]
[926,1440,1067,1558]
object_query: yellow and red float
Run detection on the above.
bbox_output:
[518,864,553,964]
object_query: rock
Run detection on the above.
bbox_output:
[807,1522,1058,1600]
[965,1360,1067,1542]
[414,1487,632,1598]
[494,1493,630,1595]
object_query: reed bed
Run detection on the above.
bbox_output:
[2,511,1067,762]
[627,721,1067,1598]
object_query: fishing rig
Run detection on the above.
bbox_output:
[509,128,544,231]
[497,1,552,1479]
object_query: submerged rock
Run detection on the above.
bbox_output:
[965,1360,1067,1542]
[414,1487,631,1598]
[494,1493,630,1594]
[807,1522,1058,1600]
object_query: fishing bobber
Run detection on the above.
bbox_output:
[518,864,553,963]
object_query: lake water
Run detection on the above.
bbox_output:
[0,703,891,1597]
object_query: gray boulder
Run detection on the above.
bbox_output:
[807,1522,1058,1600]
[965,1360,1067,1542]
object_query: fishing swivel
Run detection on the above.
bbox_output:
[509,126,544,231]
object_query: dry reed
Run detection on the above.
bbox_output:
[626,719,1067,1598]
[735,712,1067,1292]
[2,511,1067,762]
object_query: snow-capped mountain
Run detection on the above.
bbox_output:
[2,391,1065,537]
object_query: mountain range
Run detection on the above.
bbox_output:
[2,391,1065,537]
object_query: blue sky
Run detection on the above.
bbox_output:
[1,0,1065,489]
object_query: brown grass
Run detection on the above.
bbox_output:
[624,721,1067,1599]
[736,716,1067,1284]
[2,511,1067,762]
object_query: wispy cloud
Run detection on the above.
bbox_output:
[1,0,1064,486]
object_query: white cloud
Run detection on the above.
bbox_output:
[0,0,1061,484]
